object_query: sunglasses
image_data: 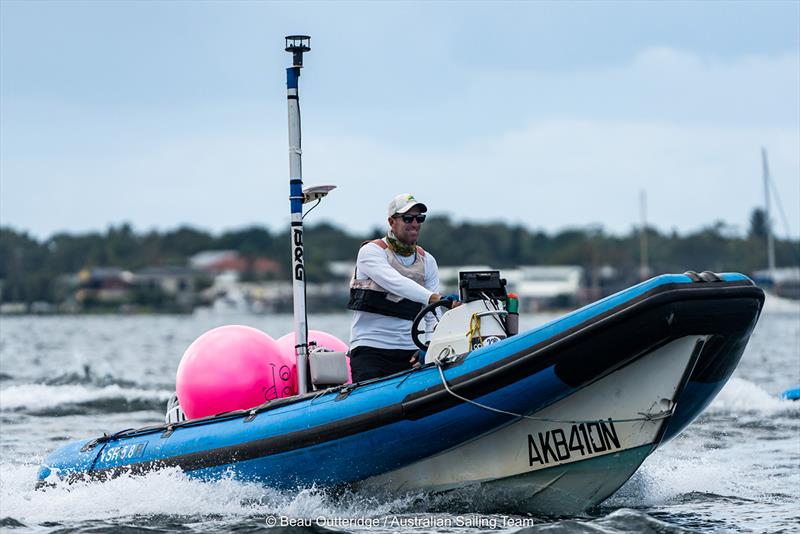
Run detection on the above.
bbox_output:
[394,214,427,224]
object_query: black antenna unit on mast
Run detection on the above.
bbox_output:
[285,35,311,67]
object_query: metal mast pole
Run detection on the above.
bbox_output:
[285,36,311,394]
[762,147,776,278]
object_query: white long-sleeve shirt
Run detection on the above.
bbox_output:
[349,242,439,350]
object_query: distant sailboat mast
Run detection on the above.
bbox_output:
[762,147,776,279]
[639,190,650,281]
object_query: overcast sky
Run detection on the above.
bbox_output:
[1,1,798,241]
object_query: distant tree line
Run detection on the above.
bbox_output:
[1,208,797,304]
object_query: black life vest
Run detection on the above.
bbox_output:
[347,239,427,320]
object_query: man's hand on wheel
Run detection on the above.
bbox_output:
[442,293,462,308]
[428,293,462,307]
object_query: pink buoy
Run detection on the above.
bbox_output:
[176,325,296,419]
[277,330,351,384]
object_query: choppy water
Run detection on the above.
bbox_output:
[1,298,798,533]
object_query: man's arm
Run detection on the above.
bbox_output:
[356,244,435,304]
[422,253,441,338]
[423,253,439,295]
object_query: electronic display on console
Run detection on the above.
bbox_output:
[459,270,508,303]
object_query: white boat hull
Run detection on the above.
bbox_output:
[360,335,704,514]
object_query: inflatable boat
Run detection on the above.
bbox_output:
[781,385,800,401]
[36,38,765,514]
[37,271,763,514]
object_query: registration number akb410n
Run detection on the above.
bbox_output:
[527,419,621,466]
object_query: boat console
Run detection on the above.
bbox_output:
[414,270,517,363]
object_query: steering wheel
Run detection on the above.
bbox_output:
[411,299,454,351]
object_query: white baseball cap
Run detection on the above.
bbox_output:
[388,193,428,217]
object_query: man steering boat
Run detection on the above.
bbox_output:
[347,194,443,381]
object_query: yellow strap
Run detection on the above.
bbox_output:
[467,313,481,346]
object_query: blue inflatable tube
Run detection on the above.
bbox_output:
[781,385,800,401]
[37,272,763,491]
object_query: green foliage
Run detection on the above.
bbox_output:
[1,207,798,305]
[0,228,53,301]
[749,208,769,239]
[302,222,364,283]
[131,285,168,309]
[218,226,274,257]
[161,226,215,259]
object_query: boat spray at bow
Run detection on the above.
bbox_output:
[285,35,311,394]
